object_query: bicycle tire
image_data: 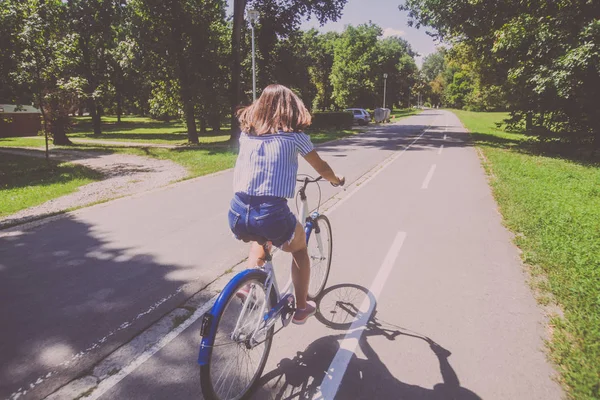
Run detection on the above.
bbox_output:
[200,274,276,400]
[307,214,333,300]
[315,283,374,330]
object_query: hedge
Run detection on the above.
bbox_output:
[311,112,354,129]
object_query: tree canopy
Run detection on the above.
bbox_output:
[1,0,426,144]
[401,0,600,146]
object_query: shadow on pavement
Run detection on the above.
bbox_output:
[0,215,203,400]
[255,283,482,400]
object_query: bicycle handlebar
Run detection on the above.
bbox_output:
[296,175,345,188]
[296,176,323,183]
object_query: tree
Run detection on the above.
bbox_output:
[330,23,417,110]
[400,0,600,147]
[0,0,27,104]
[304,30,338,111]
[130,0,228,144]
[14,0,82,145]
[228,0,348,141]
[421,49,445,82]
[68,0,119,136]
[330,23,381,109]
[271,30,317,109]
[376,36,417,109]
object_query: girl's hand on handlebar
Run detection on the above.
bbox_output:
[331,175,345,187]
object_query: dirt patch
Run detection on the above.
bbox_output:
[0,148,187,228]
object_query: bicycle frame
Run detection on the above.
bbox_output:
[198,179,324,365]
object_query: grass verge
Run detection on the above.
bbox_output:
[0,153,103,218]
[307,128,358,144]
[452,109,600,400]
[70,116,230,144]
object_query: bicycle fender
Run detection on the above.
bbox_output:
[305,219,313,243]
[197,268,268,365]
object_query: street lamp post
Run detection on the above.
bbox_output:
[383,73,388,109]
[247,9,260,102]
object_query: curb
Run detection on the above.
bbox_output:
[42,258,246,400]
[39,113,430,399]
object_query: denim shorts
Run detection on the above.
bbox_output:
[228,193,298,248]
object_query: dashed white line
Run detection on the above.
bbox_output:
[438,144,444,155]
[36,116,439,400]
[421,164,437,189]
[324,128,429,215]
[314,232,407,400]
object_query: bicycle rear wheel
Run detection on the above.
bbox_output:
[307,214,333,300]
[200,275,275,400]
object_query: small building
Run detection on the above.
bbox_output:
[0,104,42,138]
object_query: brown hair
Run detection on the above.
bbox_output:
[237,84,311,135]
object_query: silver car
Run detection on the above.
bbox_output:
[345,108,371,126]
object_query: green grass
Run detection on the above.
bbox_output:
[0,118,366,211]
[0,136,48,147]
[0,153,103,217]
[453,109,600,400]
[69,115,231,144]
[0,115,362,181]
[306,128,358,144]
[389,108,421,119]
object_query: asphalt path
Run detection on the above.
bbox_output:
[60,110,558,399]
[2,112,435,400]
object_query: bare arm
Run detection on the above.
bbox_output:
[303,150,344,186]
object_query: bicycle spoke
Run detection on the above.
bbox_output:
[202,277,273,400]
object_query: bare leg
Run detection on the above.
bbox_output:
[246,241,270,268]
[283,222,310,309]
[291,248,310,309]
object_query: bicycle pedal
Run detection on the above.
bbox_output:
[281,294,296,327]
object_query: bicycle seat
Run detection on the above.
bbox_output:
[237,233,268,245]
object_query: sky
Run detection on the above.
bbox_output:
[301,0,440,66]
[227,0,441,67]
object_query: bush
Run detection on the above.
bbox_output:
[311,112,354,129]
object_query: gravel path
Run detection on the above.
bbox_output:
[0,148,188,229]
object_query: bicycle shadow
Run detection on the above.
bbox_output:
[254,284,482,400]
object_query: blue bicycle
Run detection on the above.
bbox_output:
[198,176,334,400]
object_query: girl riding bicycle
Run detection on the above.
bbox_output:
[229,84,344,325]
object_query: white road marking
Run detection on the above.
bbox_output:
[42,117,438,399]
[86,296,218,399]
[325,128,429,216]
[443,134,447,140]
[421,165,437,189]
[8,284,190,400]
[314,232,407,400]
[438,144,444,155]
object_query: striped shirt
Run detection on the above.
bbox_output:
[233,131,315,198]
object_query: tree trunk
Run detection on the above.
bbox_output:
[89,99,102,135]
[52,125,72,145]
[210,113,221,131]
[52,114,73,145]
[200,117,207,134]
[229,0,247,142]
[170,2,198,144]
[116,90,122,123]
[184,99,198,144]
[526,112,533,132]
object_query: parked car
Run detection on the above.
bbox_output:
[344,108,371,126]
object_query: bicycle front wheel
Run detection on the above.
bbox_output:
[307,214,333,300]
[200,275,275,400]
